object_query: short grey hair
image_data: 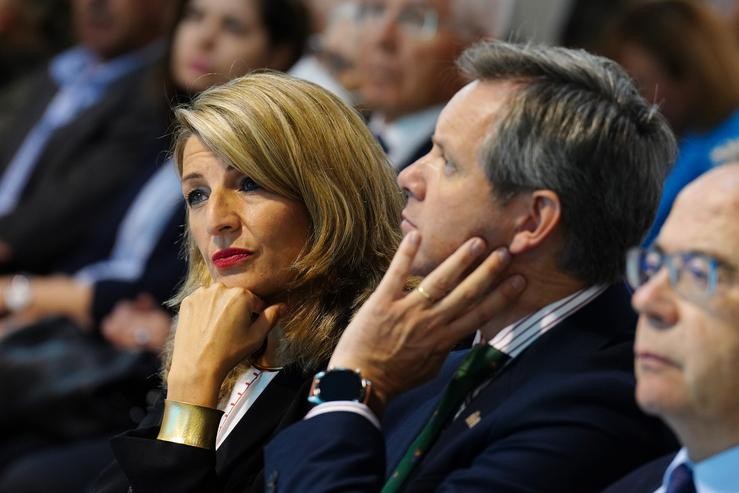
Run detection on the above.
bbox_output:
[451,0,514,40]
[458,41,677,285]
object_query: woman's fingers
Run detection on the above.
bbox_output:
[250,303,284,341]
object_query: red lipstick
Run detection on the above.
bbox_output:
[211,248,253,269]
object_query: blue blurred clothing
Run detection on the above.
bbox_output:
[644,109,739,245]
[0,43,163,216]
[74,160,181,285]
[655,447,739,493]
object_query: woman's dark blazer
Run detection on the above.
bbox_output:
[94,364,318,493]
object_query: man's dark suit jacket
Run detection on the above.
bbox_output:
[0,53,168,274]
[601,453,674,492]
[264,284,679,492]
[94,365,317,493]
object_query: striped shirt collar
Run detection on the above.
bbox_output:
[478,284,608,359]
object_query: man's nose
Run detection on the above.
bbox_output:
[397,158,426,202]
[631,269,679,329]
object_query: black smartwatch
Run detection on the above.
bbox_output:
[308,368,372,406]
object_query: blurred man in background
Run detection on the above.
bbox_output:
[0,0,173,274]
[357,0,513,171]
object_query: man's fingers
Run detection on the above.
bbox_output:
[376,231,421,297]
[432,247,511,315]
[445,274,526,343]
[409,238,487,306]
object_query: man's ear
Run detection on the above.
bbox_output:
[509,190,561,255]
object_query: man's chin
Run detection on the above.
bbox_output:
[410,254,440,278]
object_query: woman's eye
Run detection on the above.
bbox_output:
[223,17,247,35]
[239,177,260,192]
[185,188,207,206]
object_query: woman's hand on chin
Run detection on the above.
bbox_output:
[166,283,284,408]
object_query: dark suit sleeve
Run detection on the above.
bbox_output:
[109,428,220,493]
[98,395,220,493]
[263,411,386,493]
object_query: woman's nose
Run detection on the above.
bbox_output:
[205,190,240,236]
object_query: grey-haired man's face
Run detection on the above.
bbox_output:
[397,80,523,275]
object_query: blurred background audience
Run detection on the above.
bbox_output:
[0,0,72,134]
[599,0,739,245]
[1,0,739,490]
[0,0,173,275]
[358,0,513,171]
[0,0,309,491]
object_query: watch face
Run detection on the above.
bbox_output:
[310,369,365,403]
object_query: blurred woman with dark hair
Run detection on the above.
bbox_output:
[601,0,739,244]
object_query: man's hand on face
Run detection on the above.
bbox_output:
[328,232,526,416]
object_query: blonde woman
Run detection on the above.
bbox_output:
[97,72,404,492]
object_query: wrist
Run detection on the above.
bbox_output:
[3,275,32,313]
[327,356,390,413]
[157,399,224,449]
[308,366,388,417]
[166,366,223,408]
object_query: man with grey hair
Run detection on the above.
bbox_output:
[262,40,679,492]
[357,0,513,171]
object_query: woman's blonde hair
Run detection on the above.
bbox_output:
[170,71,403,372]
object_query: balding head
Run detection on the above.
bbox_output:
[631,163,739,461]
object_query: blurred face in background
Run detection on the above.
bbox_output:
[171,0,281,93]
[72,0,172,60]
[356,0,467,121]
[616,42,693,134]
[631,166,739,444]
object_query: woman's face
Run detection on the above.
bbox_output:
[180,136,311,299]
[171,0,276,93]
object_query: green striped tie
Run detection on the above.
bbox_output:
[382,344,510,493]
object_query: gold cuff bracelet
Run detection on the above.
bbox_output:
[156,399,224,449]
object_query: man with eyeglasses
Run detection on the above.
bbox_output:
[356,0,513,171]
[263,41,679,492]
[604,163,739,492]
